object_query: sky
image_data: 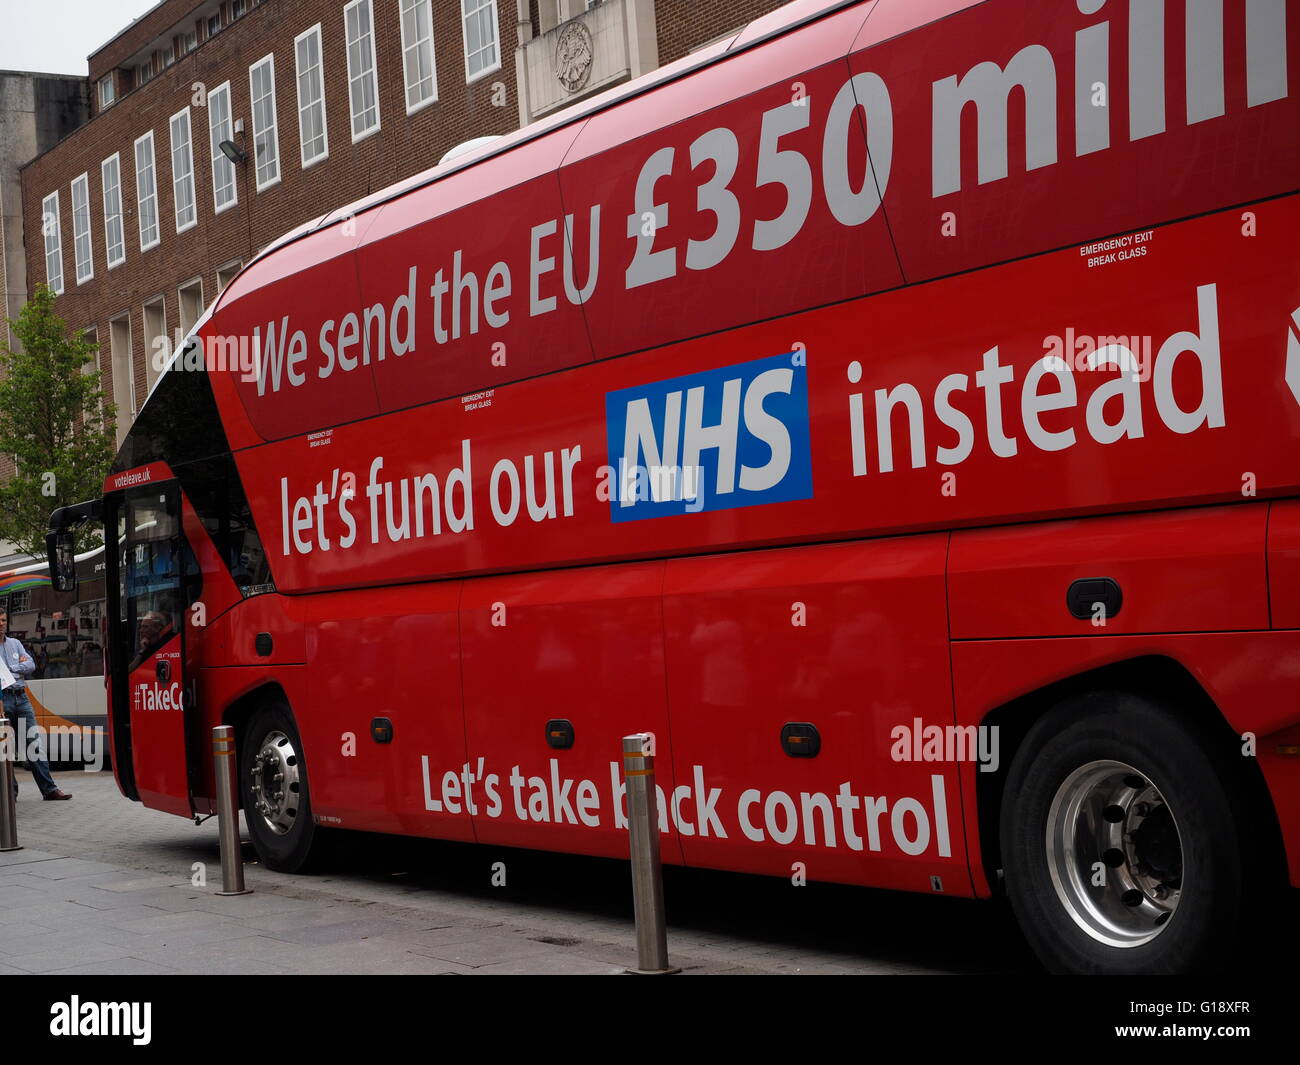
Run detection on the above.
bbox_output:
[0,0,161,75]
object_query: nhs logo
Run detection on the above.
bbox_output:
[605,352,813,522]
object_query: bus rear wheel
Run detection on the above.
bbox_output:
[240,702,325,873]
[1000,691,1246,974]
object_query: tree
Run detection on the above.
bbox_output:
[0,284,117,556]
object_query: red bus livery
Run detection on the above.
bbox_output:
[48,0,1300,974]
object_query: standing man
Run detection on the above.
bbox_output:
[0,612,71,800]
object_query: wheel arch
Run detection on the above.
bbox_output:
[220,681,295,803]
[973,654,1287,898]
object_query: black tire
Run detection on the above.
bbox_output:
[1000,690,1249,974]
[239,702,327,873]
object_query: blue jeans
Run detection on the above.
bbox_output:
[2,687,58,797]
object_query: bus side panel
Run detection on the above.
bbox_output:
[189,594,309,809]
[559,2,898,361]
[359,130,594,415]
[191,663,310,816]
[951,631,1300,894]
[235,196,1300,601]
[948,504,1270,639]
[303,582,472,840]
[459,561,684,863]
[196,593,307,669]
[867,0,1300,281]
[663,534,971,894]
[1268,499,1300,628]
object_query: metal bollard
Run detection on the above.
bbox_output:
[212,726,251,896]
[622,733,677,974]
[0,720,20,852]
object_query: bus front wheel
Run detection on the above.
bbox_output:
[1000,691,1248,974]
[239,702,325,873]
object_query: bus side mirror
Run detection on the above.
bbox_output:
[46,531,78,593]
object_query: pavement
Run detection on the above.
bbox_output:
[0,770,1036,975]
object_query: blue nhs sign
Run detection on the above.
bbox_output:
[605,352,813,522]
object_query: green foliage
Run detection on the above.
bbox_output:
[0,285,116,556]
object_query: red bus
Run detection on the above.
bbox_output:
[48,0,1299,974]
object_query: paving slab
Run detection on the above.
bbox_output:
[19,857,127,880]
[407,933,573,969]
[86,874,186,894]
[6,940,139,973]
[0,849,65,867]
[259,915,424,947]
[473,954,627,975]
[42,957,182,976]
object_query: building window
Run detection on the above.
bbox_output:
[249,55,281,190]
[216,260,242,295]
[401,0,437,113]
[98,75,115,110]
[208,13,222,36]
[208,82,238,213]
[294,25,329,167]
[170,108,197,232]
[138,61,153,86]
[233,0,247,16]
[143,297,167,389]
[462,0,501,83]
[109,313,134,436]
[344,0,381,141]
[178,278,204,334]
[70,173,94,285]
[134,131,160,251]
[41,191,63,295]
[184,31,197,54]
[101,153,125,269]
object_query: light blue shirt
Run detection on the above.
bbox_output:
[2,636,35,690]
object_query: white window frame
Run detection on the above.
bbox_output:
[170,107,197,233]
[134,131,160,252]
[344,0,381,142]
[208,81,238,213]
[216,259,243,295]
[101,153,125,269]
[108,311,135,429]
[461,0,501,84]
[70,173,94,285]
[248,54,281,191]
[294,24,330,168]
[400,0,438,114]
[98,75,115,109]
[41,191,64,295]
[178,276,205,334]
[142,296,168,388]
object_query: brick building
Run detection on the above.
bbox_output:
[11,0,787,456]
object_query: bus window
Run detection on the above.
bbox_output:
[125,493,183,672]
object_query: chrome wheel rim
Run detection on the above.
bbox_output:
[1045,759,1183,948]
[249,729,301,836]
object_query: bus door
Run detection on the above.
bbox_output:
[121,484,194,816]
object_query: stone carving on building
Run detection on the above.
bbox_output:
[555,19,594,94]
